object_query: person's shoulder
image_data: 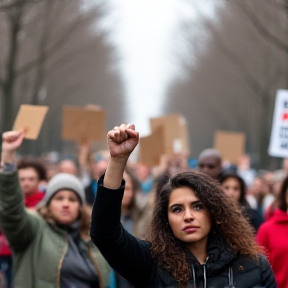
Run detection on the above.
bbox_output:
[137,238,152,249]
[258,254,276,287]
[26,209,46,225]
[259,216,275,230]
[257,216,275,232]
[233,254,271,272]
[258,253,269,264]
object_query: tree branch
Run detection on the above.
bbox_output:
[232,0,288,53]
[0,0,41,11]
[194,6,266,99]
[0,0,23,11]
[15,14,88,77]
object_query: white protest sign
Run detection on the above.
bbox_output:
[268,90,288,158]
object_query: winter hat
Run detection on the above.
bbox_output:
[38,173,85,208]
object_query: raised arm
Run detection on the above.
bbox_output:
[104,124,139,188]
[0,131,39,252]
[90,124,154,287]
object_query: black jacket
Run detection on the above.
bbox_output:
[244,206,263,232]
[90,177,276,288]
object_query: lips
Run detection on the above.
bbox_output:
[60,210,71,215]
[183,225,200,233]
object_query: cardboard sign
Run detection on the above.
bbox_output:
[62,106,106,142]
[86,104,102,111]
[214,131,246,164]
[150,114,190,155]
[13,105,49,139]
[139,127,165,166]
[268,90,288,158]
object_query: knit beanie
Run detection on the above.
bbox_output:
[38,173,85,208]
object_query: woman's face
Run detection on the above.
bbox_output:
[221,177,241,204]
[49,190,80,225]
[168,187,211,247]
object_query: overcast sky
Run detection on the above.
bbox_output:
[98,0,218,135]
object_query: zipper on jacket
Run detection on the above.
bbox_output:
[56,236,69,288]
[202,257,209,288]
[190,264,196,288]
[87,248,104,288]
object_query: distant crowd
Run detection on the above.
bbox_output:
[0,128,287,288]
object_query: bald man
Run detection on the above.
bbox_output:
[58,159,78,175]
[198,148,222,180]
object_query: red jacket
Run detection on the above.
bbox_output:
[0,190,44,256]
[257,208,288,288]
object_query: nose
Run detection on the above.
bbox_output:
[184,208,194,222]
[201,166,210,174]
[62,199,70,208]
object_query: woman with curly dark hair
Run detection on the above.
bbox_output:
[90,124,276,288]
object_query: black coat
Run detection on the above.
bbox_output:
[244,206,264,232]
[90,177,276,288]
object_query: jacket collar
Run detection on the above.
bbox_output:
[185,235,235,278]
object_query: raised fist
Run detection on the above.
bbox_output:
[2,130,24,153]
[107,124,139,159]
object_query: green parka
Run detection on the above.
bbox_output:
[0,171,110,288]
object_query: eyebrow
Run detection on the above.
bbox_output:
[169,200,202,209]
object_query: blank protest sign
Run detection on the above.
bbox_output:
[13,105,49,139]
[150,114,190,155]
[214,131,246,164]
[139,126,165,166]
[62,106,106,142]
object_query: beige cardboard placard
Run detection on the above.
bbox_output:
[86,104,102,111]
[178,117,190,155]
[214,131,246,164]
[150,114,190,155]
[13,105,49,139]
[62,106,106,142]
[139,127,165,166]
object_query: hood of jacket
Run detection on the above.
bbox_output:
[271,208,288,224]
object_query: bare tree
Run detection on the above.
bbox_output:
[0,0,103,131]
[169,0,287,168]
[0,0,123,156]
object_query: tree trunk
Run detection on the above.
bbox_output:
[258,93,274,169]
[0,7,23,132]
[1,88,14,133]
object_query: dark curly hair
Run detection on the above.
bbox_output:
[146,171,260,283]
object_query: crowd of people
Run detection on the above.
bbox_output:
[0,125,287,288]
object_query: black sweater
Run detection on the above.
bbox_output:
[90,176,276,288]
